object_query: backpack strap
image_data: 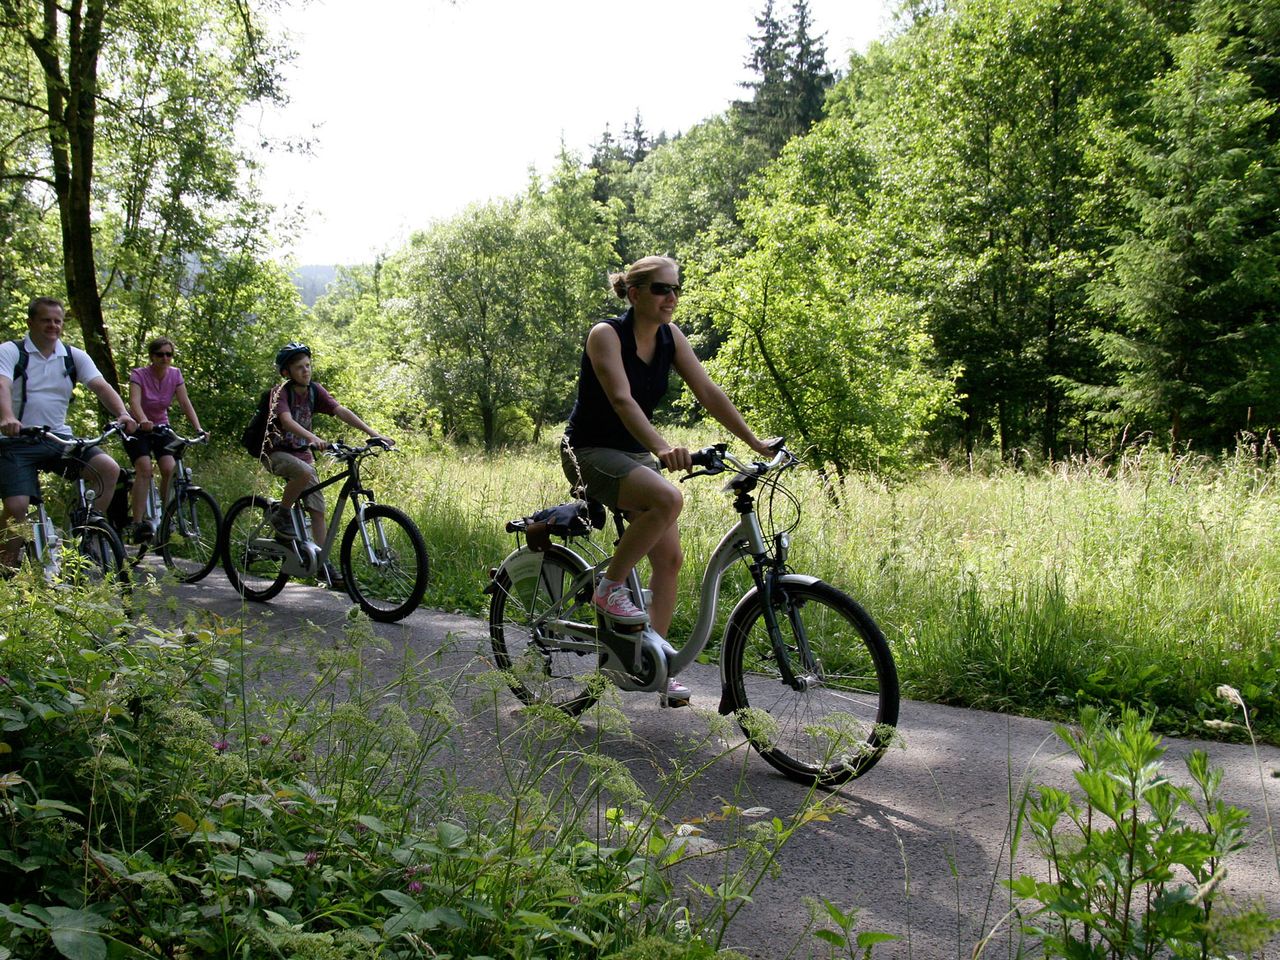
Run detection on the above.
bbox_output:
[283,381,319,415]
[8,338,78,419]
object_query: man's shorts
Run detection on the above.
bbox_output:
[267,451,325,513]
[560,444,659,512]
[0,437,105,500]
[123,427,177,464]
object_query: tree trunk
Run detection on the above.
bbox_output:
[27,0,119,393]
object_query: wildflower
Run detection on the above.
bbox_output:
[304,851,320,867]
[290,750,306,763]
[354,822,369,834]
[1216,685,1244,708]
[407,880,423,894]
[212,739,229,753]
[258,734,272,745]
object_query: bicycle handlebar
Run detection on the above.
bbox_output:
[322,437,396,461]
[6,423,125,449]
[684,440,796,482]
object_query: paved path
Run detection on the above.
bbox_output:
[161,573,1280,959]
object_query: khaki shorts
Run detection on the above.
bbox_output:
[267,451,325,513]
[561,444,659,512]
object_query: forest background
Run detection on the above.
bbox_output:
[4,0,1279,473]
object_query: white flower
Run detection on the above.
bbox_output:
[1215,684,1244,708]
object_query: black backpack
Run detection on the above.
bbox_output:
[241,382,318,458]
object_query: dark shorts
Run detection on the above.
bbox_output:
[123,427,177,464]
[561,443,659,512]
[0,437,106,500]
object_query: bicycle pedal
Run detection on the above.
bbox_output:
[659,692,692,709]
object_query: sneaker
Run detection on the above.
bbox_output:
[593,581,648,624]
[661,678,692,708]
[321,562,346,591]
[270,506,296,540]
[131,520,153,544]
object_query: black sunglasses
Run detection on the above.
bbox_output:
[642,281,682,297]
[151,351,174,358]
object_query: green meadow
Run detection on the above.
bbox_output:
[202,435,1280,746]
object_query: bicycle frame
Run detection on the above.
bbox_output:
[127,431,203,529]
[500,449,802,695]
[273,446,386,578]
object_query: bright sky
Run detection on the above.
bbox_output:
[247,0,896,265]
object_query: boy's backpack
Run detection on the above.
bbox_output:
[9,339,78,418]
[241,381,319,459]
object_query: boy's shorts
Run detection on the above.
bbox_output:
[267,451,325,513]
[560,444,659,512]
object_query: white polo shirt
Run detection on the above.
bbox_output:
[0,336,102,434]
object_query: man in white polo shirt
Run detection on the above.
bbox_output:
[0,296,137,564]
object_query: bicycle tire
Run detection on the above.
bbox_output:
[70,519,129,589]
[488,545,600,715]
[340,504,429,622]
[221,495,289,601]
[722,577,899,786]
[159,488,222,583]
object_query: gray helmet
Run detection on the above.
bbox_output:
[275,341,311,373]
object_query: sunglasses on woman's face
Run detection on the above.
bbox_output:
[151,351,173,358]
[644,281,682,298]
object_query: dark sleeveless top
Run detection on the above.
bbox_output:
[564,309,675,453]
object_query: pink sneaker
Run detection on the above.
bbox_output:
[662,678,691,707]
[593,582,648,623]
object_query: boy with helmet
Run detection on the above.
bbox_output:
[265,342,388,587]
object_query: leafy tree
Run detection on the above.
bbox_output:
[1078,2,1280,446]
[841,0,1164,458]
[0,0,289,390]
[401,159,615,450]
[691,118,956,481]
[302,258,427,436]
[625,114,772,265]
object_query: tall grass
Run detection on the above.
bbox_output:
[198,435,1280,744]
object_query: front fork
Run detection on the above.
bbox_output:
[747,532,816,691]
[348,492,389,565]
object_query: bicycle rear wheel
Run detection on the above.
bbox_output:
[222,495,289,601]
[488,546,600,715]
[70,519,129,589]
[159,488,222,583]
[722,577,899,787]
[339,504,429,622]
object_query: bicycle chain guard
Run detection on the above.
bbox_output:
[598,623,670,693]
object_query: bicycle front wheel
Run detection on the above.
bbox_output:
[488,546,600,715]
[159,488,222,583]
[722,578,899,786]
[70,520,129,588]
[222,495,289,601]
[340,504,429,622]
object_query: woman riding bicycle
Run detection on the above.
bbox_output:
[124,336,207,543]
[561,256,776,702]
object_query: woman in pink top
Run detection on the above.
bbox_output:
[124,336,206,542]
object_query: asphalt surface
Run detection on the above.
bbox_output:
[154,568,1280,959]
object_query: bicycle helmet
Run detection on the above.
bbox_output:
[275,341,311,372]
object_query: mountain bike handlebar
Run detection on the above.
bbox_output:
[321,437,396,462]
